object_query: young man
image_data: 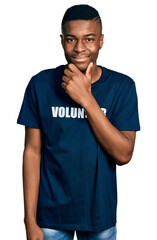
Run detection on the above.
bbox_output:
[17,4,140,240]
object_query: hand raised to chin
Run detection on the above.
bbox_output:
[61,62,93,106]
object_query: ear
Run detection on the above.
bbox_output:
[99,34,104,50]
[60,34,64,47]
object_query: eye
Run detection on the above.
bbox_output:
[86,38,94,42]
[66,38,75,42]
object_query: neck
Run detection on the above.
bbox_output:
[91,64,102,84]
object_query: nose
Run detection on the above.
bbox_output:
[74,40,86,53]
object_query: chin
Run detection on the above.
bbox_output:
[72,62,89,73]
[76,65,87,73]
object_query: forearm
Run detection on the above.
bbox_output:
[23,148,41,224]
[83,95,134,165]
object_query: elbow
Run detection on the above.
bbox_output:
[115,151,133,166]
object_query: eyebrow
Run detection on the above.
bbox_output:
[64,33,96,37]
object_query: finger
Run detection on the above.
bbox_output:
[85,62,93,79]
[61,82,69,94]
[64,68,74,78]
[61,82,67,90]
[68,63,80,73]
[62,75,70,83]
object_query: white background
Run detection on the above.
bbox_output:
[0,0,157,239]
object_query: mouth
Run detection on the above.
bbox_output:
[71,55,90,63]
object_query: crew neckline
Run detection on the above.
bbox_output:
[91,66,105,88]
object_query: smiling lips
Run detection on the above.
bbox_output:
[71,55,90,63]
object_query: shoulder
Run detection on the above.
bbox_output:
[30,65,65,85]
[102,66,135,91]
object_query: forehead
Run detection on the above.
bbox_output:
[62,20,101,36]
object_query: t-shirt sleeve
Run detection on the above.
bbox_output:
[112,82,140,131]
[17,78,41,129]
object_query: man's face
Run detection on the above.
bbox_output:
[61,20,104,72]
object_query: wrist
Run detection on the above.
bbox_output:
[24,216,37,225]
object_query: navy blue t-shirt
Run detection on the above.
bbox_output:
[17,65,140,232]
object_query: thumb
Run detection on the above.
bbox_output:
[85,62,93,80]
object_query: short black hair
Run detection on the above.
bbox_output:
[61,4,102,33]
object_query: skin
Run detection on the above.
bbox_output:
[61,20,103,81]
[23,127,44,240]
[23,19,136,239]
